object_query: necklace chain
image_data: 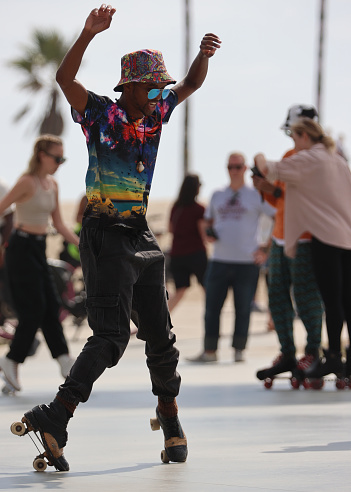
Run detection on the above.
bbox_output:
[130,119,146,173]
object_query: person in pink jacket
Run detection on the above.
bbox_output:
[255,117,351,382]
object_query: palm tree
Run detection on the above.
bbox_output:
[8,30,72,136]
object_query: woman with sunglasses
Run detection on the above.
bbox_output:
[254,118,351,385]
[0,134,79,393]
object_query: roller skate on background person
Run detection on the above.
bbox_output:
[302,349,346,389]
[14,5,221,471]
[256,353,297,389]
[252,105,323,387]
[0,134,78,395]
[188,153,275,365]
[256,349,321,389]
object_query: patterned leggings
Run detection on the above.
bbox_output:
[268,241,323,356]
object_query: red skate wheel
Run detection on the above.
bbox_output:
[336,378,346,390]
[290,377,300,390]
[310,379,324,390]
[264,378,273,389]
[302,379,311,389]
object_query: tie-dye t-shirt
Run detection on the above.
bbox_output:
[72,90,178,229]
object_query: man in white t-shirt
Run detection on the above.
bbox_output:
[188,153,275,363]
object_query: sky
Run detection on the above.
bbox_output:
[1,0,350,206]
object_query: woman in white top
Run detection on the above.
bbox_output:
[255,118,351,382]
[0,134,79,392]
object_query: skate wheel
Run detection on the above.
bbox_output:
[336,378,346,390]
[150,418,160,431]
[290,377,300,390]
[10,421,26,436]
[161,449,170,463]
[33,457,47,472]
[264,378,273,389]
[302,379,311,389]
[310,379,324,390]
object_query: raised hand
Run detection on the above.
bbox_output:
[199,33,221,58]
[84,4,116,36]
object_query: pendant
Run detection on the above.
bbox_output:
[136,161,144,173]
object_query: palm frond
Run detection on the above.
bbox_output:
[12,105,31,123]
[8,28,72,136]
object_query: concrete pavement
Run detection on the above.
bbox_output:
[1,283,351,492]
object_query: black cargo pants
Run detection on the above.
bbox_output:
[57,225,181,405]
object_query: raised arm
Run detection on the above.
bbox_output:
[173,33,221,105]
[56,4,116,115]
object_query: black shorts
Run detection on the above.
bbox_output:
[169,250,207,289]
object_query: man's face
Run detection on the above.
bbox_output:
[227,155,246,178]
[126,82,170,117]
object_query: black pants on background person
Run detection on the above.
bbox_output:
[311,236,351,353]
[5,230,69,363]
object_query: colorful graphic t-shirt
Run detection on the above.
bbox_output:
[72,90,178,229]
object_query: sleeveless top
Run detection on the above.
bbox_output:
[16,176,56,227]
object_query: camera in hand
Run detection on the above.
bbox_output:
[251,165,264,178]
[206,226,218,239]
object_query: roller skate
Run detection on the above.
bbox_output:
[292,351,321,389]
[150,406,188,463]
[11,403,70,471]
[303,349,346,390]
[256,353,297,389]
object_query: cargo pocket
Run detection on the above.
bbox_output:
[85,295,120,334]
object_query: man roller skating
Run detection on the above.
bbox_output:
[11,4,221,470]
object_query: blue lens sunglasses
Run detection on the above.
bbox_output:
[147,88,170,100]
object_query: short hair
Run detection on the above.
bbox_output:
[227,152,246,164]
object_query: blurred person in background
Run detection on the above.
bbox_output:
[0,134,78,393]
[0,177,15,327]
[188,152,275,364]
[255,117,351,382]
[168,174,207,312]
[254,105,323,386]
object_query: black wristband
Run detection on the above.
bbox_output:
[273,187,282,198]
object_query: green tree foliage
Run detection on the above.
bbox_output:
[9,30,72,136]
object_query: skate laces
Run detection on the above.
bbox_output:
[297,354,315,371]
[163,415,182,438]
[36,405,68,448]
